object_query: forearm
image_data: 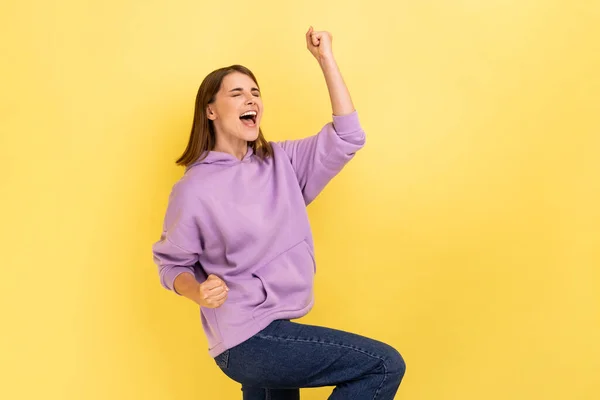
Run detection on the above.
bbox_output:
[319,56,355,117]
[173,272,200,301]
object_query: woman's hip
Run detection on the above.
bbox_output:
[213,319,405,389]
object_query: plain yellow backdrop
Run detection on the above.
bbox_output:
[1,0,599,399]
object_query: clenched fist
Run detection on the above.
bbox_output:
[306,26,334,64]
[197,274,229,308]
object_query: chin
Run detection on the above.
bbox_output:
[245,130,260,142]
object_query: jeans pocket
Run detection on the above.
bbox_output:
[214,349,230,369]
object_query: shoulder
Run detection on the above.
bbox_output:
[269,139,297,157]
[269,140,286,152]
[267,140,291,158]
[167,173,205,207]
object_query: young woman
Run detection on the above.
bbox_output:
[152,27,406,399]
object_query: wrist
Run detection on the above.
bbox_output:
[319,55,337,70]
[173,272,200,297]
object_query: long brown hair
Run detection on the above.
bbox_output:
[176,65,273,167]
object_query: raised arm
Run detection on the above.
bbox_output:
[306,26,355,117]
[276,28,366,205]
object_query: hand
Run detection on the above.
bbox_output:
[197,274,229,308]
[306,26,334,64]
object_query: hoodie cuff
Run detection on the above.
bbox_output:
[332,110,361,135]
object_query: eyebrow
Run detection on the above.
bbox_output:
[229,87,260,92]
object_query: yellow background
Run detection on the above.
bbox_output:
[1,0,599,399]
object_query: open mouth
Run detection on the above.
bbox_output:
[239,110,257,127]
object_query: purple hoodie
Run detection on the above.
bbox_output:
[152,111,366,357]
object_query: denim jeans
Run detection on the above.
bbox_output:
[213,319,406,399]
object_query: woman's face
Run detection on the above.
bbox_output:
[207,71,263,147]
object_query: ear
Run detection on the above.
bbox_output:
[206,106,216,120]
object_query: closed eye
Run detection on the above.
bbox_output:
[230,88,261,97]
[232,93,260,98]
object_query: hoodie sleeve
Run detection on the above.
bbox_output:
[277,110,366,205]
[151,183,203,295]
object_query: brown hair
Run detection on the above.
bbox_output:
[176,65,274,167]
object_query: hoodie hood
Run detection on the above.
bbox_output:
[186,145,254,172]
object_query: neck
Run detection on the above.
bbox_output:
[213,138,248,160]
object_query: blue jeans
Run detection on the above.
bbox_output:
[213,319,406,399]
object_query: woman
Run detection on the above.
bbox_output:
[152,27,406,399]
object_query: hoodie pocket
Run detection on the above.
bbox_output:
[251,239,315,321]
